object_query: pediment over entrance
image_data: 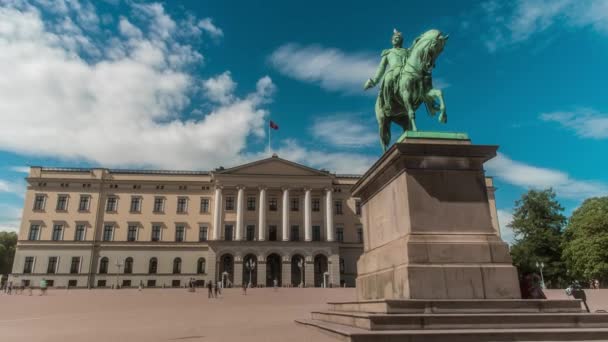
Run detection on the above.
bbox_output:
[216,156,331,177]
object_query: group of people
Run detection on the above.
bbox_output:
[206,281,223,298]
[1,278,48,296]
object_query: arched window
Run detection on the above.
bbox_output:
[99,257,109,274]
[173,257,182,274]
[197,258,206,274]
[149,258,158,274]
[124,257,133,274]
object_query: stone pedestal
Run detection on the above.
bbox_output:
[352,137,520,300]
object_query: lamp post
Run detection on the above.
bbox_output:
[297,257,305,288]
[536,261,546,289]
[115,258,123,289]
[245,259,256,288]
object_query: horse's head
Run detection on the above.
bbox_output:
[409,29,448,72]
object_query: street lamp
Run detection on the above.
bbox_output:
[115,258,123,289]
[536,261,546,289]
[297,257,305,288]
[245,259,256,288]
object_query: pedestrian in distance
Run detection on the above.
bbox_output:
[7,281,12,295]
[273,278,278,291]
[40,278,48,296]
[214,281,219,298]
[207,281,213,298]
[242,282,247,295]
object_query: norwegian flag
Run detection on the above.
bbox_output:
[269,120,279,130]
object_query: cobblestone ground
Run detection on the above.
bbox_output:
[1,288,607,342]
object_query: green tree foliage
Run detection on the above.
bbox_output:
[0,231,18,275]
[508,189,568,288]
[563,197,608,284]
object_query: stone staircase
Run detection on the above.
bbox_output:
[295,299,608,341]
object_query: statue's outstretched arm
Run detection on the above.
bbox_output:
[364,56,387,90]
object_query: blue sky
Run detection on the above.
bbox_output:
[1,0,607,243]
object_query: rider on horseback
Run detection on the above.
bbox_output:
[364,29,409,116]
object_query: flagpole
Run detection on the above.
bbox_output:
[268,121,271,153]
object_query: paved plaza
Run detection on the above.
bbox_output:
[1,288,608,342]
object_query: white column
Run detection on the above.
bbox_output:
[325,188,334,242]
[235,186,245,241]
[213,186,223,240]
[282,187,290,241]
[304,187,312,242]
[258,187,267,241]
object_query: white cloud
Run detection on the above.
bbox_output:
[0,2,275,170]
[8,166,30,174]
[497,209,515,245]
[0,179,26,197]
[481,0,608,52]
[0,204,22,233]
[203,71,237,104]
[486,153,608,200]
[540,108,608,139]
[197,18,223,38]
[310,114,377,148]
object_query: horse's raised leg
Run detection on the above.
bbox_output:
[376,100,391,152]
[427,88,447,124]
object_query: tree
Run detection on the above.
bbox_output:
[562,197,608,285]
[0,231,18,275]
[508,189,568,288]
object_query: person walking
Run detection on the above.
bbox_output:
[7,281,12,295]
[214,281,219,298]
[273,278,278,291]
[207,281,213,298]
[242,282,247,295]
[40,278,47,296]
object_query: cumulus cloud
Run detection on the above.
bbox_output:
[486,153,608,200]
[8,166,30,174]
[0,204,22,233]
[481,0,608,52]
[497,209,515,245]
[0,1,280,170]
[310,114,377,148]
[0,179,26,197]
[540,108,608,139]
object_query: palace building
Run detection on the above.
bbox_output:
[10,154,501,289]
[9,155,366,289]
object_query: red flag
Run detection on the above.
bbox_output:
[269,120,279,130]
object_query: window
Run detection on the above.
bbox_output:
[124,257,133,274]
[74,224,85,241]
[357,226,363,243]
[355,200,362,216]
[200,198,210,213]
[151,225,161,241]
[68,279,77,287]
[127,225,137,241]
[130,197,141,213]
[122,279,131,287]
[153,197,164,213]
[247,196,256,211]
[334,200,343,215]
[99,257,109,274]
[336,227,344,242]
[97,280,107,287]
[291,198,299,211]
[23,256,34,274]
[312,225,321,242]
[269,198,277,211]
[172,279,181,287]
[224,225,233,241]
[173,257,182,274]
[22,279,31,287]
[268,225,277,241]
[102,225,113,241]
[147,279,156,287]
[52,224,63,241]
[177,197,188,213]
[56,195,68,211]
[106,197,117,212]
[78,195,90,211]
[175,225,185,242]
[28,224,40,241]
[246,225,255,241]
[33,194,45,210]
[225,196,234,210]
[199,225,208,241]
[46,280,54,287]
[70,257,80,274]
[148,258,158,274]
[291,225,299,241]
[340,258,345,274]
[47,256,58,274]
[197,258,206,274]
[312,198,320,212]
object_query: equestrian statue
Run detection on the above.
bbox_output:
[364,29,449,152]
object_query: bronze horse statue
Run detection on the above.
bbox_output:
[365,29,449,152]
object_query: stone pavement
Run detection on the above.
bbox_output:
[1,288,607,342]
